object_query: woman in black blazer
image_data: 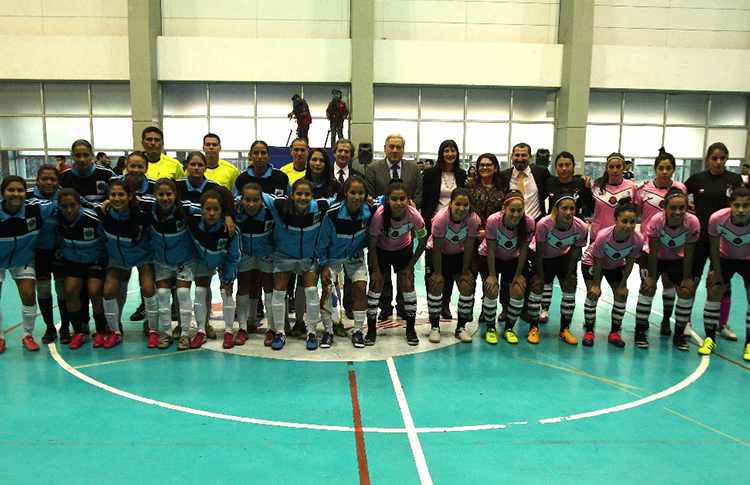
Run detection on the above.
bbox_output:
[422,139,467,319]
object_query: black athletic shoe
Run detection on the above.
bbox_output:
[378,310,392,322]
[673,333,689,351]
[660,321,672,336]
[365,329,377,346]
[634,331,649,349]
[130,303,146,321]
[406,330,419,346]
[41,327,57,344]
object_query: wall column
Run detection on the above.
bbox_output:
[555,0,595,173]
[350,0,375,171]
[128,0,161,150]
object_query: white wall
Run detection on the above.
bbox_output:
[594,0,750,49]
[0,0,128,36]
[375,0,559,44]
[161,0,350,39]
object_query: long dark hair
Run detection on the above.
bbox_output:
[336,174,368,204]
[436,139,459,172]
[200,186,237,220]
[154,178,186,219]
[654,147,675,170]
[448,187,473,220]
[706,142,728,159]
[282,178,314,227]
[109,179,140,241]
[475,153,503,189]
[305,148,335,193]
[597,152,625,194]
[382,181,408,234]
[502,189,527,244]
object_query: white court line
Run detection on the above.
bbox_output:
[387,357,433,485]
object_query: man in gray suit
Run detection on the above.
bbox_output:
[365,134,424,320]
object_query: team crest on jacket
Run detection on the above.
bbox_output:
[26,218,37,231]
[218,238,227,249]
[274,189,285,197]
[264,220,274,232]
[84,227,95,240]
[175,220,185,231]
[96,180,107,194]
[446,226,467,244]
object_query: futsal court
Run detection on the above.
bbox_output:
[2,262,749,485]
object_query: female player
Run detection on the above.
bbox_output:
[235,182,276,346]
[56,188,108,349]
[187,187,241,349]
[480,190,535,345]
[528,192,588,345]
[0,176,56,352]
[590,153,637,242]
[266,178,331,350]
[100,179,157,349]
[114,151,155,197]
[176,151,220,204]
[305,148,341,199]
[426,188,480,344]
[581,202,646,348]
[317,175,372,348]
[634,148,687,335]
[367,181,427,346]
[699,187,750,360]
[636,188,699,350]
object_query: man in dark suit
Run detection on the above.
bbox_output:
[364,134,424,320]
[498,142,551,220]
[332,138,362,185]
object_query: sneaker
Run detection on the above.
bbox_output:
[503,329,518,344]
[289,320,305,338]
[0,338,5,354]
[103,332,121,349]
[582,331,595,347]
[264,329,275,347]
[698,337,715,355]
[130,303,146,321]
[527,327,540,344]
[406,330,419,346]
[59,331,72,345]
[718,325,738,341]
[365,328,377,346]
[22,335,40,351]
[744,343,750,362]
[306,333,319,350]
[539,309,549,324]
[673,333,689,351]
[177,334,191,351]
[92,332,106,348]
[429,327,441,343]
[320,332,334,349]
[205,322,217,339]
[172,324,182,340]
[333,322,348,338]
[190,332,207,349]
[660,321,672,336]
[223,332,235,349]
[69,333,85,350]
[485,327,498,345]
[42,327,57,344]
[235,329,248,346]
[147,331,159,349]
[456,328,472,343]
[377,310,392,322]
[271,332,286,350]
[351,330,365,348]
[608,332,626,348]
[559,328,578,345]
[158,333,173,349]
[634,331,649,349]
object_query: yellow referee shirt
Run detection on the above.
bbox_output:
[146,153,185,180]
[280,162,307,185]
[206,159,240,190]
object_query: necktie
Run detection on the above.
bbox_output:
[517,172,525,196]
[338,169,346,185]
[391,165,399,181]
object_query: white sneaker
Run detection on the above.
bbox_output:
[429,327,441,343]
[683,323,692,337]
[719,325,738,341]
[539,309,549,323]
[455,328,473,343]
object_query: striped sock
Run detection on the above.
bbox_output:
[661,288,676,322]
[703,300,720,340]
[367,290,381,328]
[427,292,442,328]
[457,294,474,327]
[584,298,597,332]
[611,301,626,333]
[527,291,542,325]
[674,297,693,334]
[482,297,497,329]
[560,292,576,330]
[403,291,417,331]
[505,298,524,331]
[542,283,553,311]
[635,294,653,331]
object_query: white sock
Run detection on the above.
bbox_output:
[264,292,275,332]
[157,288,172,335]
[176,287,192,336]
[272,290,286,334]
[194,286,208,333]
[353,310,366,331]
[305,286,320,334]
[22,304,37,336]
[221,288,234,333]
[116,281,128,321]
[145,295,159,333]
[236,294,250,331]
[103,298,120,333]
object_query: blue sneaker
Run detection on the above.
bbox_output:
[306,332,319,351]
[271,332,286,351]
[320,332,333,349]
[351,330,365,348]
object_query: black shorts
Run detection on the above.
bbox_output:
[638,252,684,283]
[719,258,750,288]
[35,248,64,280]
[582,263,624,288]
[425,249,465,279]
[63,257,108,281]
[373,245,413,275]
[479,256,527,284]
[536,253,578,285]
[691,234,711,280]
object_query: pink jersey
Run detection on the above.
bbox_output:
[479,212,535,261]
[708,207,750,260]
[534,215,589,259]
[582,225,645,269]
[427,206,481,255]
[643,211,700,260]
[369,204,425,251]
[634,180,687,231]
[591,179,637,241]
